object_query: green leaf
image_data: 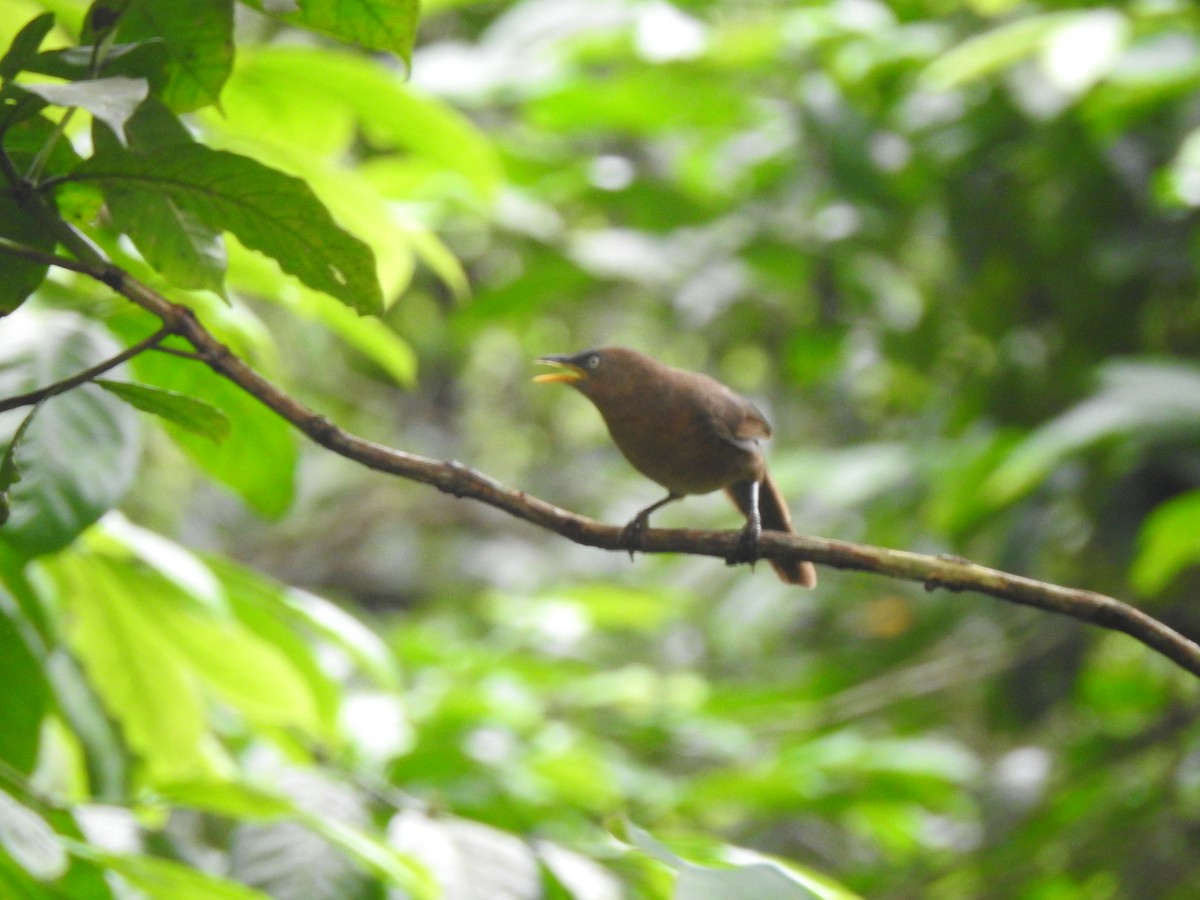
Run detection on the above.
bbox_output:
[74,144,384,313]
[97,519,325,732]
[982,361,1200,506]
[113,0,233,112]
[248,0,419,62]
[45,551,210,781]
[129,343,296,518]
[90,98,229,293]
[0,311,140,559]
[13,76,148,142]
[0,13,55,81]
[66,842,274,900]
[148,585,323,734]
[99,178,227,292]
[2,112,83,180]
[95,380,231,443]
[0,791,66,882]
[205,557,343,733]
[1131,490,1200,596]
[0,609,49,774]
[296,813,437,899]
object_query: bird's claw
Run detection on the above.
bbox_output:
[726,524,760,571]
[619,515,648,561]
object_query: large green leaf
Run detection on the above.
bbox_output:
[129,343,296,518]
[46,550,211,782]
[246,0,419,62]
[114,0,234,112]
[0,310,141,559]
[146,581,323,734]
[99,170,228,293]
[72,143,384,314]
[205,557,343,734]
[88,98,230,293]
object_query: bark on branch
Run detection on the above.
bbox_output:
[6,240,1200,680]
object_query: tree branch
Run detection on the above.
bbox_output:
[9,241,1200,680]
[0,325,172,413]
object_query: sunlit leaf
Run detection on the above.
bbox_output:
[202,557,343,733]
[45,551,210,781]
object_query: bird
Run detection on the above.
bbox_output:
[534,346,816,587]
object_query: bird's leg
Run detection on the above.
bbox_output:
[727,480,761,570]
[620,492,681,561]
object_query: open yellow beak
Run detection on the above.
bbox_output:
[533,357,586,384]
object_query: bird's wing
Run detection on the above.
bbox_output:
[701,378,772,451]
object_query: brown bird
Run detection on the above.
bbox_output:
[534,347,816,587]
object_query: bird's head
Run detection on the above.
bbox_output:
[533,347,653,403]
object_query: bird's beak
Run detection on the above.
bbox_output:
[533,356,586,384]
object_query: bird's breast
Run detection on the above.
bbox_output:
[598,396,762,495]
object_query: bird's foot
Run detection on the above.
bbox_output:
[619,513,649,562]
[726,523,760,571]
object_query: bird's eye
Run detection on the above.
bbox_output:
[586,354,601,369]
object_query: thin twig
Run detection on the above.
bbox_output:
[0,236,102,277]
[0,325,172,413]
[151,344,206,362]
[10,240,1200,681]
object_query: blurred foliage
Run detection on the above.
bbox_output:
[3,0,1200,898]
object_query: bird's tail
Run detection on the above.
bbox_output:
[725,472,817,588]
